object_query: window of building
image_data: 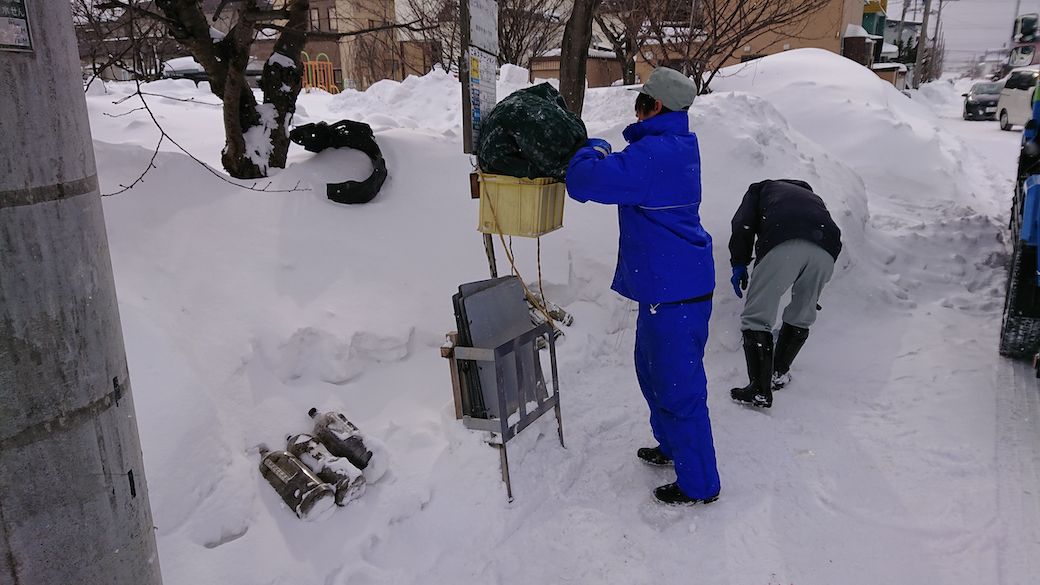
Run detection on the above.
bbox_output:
[328,7,338,31]
[310,8,321,31]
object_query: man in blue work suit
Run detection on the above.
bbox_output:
[565,67,721,506]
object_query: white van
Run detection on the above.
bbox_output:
[998,66,1040,130]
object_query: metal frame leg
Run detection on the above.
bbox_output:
[483,233,498,278]
[554,402,565,449]
[497,442,514,502]
[548,333,565,448]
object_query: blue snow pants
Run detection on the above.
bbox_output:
[635,300,721,499]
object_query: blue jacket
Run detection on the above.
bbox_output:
[565,111,714,303]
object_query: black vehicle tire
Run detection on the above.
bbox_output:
[1001,110,1012,131]
[963,108,970,120]
[999,240,1040,357]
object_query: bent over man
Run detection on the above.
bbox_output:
[729,179,842,409]
[566,67,721,506]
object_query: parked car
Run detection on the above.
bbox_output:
[963,81,1003,120]
[998,67,1040,130]
[162,56,264,87]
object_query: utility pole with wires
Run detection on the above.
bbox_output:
[895,0,911,59]
[913,0,934,88]
[934,0,944,42]
[1011,0,1024,47]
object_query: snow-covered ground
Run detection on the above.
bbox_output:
[85,49,1040,584]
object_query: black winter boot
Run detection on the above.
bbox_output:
[637,446,673,466]
[731,330,774,408]
[653,482,719,506]
[772,323,810,390]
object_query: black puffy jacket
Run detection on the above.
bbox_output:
[728,179,842,267]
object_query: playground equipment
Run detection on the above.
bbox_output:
[300,51,340,94]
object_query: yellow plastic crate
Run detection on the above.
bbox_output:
[478,173,566,238]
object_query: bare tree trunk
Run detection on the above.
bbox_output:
[559,0,602,115]
[261,1,309,170]
[622,53,636,84]
[219,11,262,178]
[595,6,642,86]
[682,0,699,75]
[156,0,309,179]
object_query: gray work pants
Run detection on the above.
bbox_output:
[740,239,835,332]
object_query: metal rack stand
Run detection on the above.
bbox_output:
[450,321,564,501]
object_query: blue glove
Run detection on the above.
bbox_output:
[730,265,749,298]
[586,138,612,157]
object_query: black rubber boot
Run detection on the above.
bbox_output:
[653,482,720,506]
[730,330,774,408]
[637,446,673,466]
[771,323,810,390]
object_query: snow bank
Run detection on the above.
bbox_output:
[711,49,1002,218]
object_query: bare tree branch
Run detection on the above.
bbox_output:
[400,0,463,72]
[103,133,164,196]
[498,0,566,68]
[290,19,434,40]
[631,0,833,92]
[95,0,181,27]
[103,80,309,196]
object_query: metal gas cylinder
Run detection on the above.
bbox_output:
[258,447,337,520]
[286,433,366,506]
[308,408,373,470]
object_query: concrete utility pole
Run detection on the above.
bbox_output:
[934,0,944,42]
[895,0,911,58]
[912,0,934,88]
[0,2,164,585]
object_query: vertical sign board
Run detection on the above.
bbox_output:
[468,0,498,55]
[0,0,32,52]
[467,47,497,154]
[461,0,498,154]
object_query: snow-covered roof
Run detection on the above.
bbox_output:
[872,62,907,73]
[881,42,899,57]
[539,48,615,59]
[162,55,265,76]
[845,24,883,40]
[162,56,204,74]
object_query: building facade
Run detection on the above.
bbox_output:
[719,0,865,66]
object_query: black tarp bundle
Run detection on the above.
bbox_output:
[476,83,588,180]
[289,120,388,204]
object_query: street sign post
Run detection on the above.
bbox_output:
[0,0,33,52]
[461,0,498,154]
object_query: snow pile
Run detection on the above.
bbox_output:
[712,49,1002,218]
[707,50,1008,312]
[324,66,535,135]
[85,48,1028,584]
